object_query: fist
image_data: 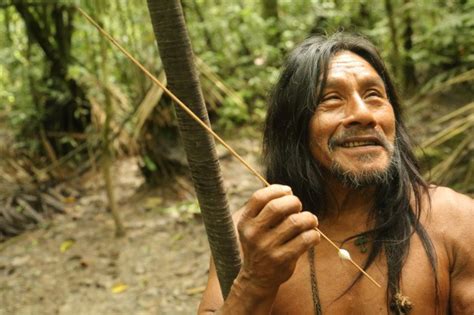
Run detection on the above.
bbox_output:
[236,184,320,293]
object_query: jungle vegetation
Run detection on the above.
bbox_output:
[0,0,473,239]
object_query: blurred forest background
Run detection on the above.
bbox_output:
[0,0,473,314]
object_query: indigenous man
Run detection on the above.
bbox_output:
[198,33,474,314]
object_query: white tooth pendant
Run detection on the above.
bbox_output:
[338,248,351,260]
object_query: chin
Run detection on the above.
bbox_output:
[330,159,395,189]
[337,155,391,172]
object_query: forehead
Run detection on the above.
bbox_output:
[326,51,382,82]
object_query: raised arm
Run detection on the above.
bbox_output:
[198,184,320,314]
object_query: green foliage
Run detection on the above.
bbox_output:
[411,1,474,93]
[1,0,159,164]
[216,98,250,130]
[157,200,201,222]
[184,0,319,127]
[0,0,472,191]
[142,155,158,172]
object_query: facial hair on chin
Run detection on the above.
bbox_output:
[324,126,396,189]
[329,146,399,190]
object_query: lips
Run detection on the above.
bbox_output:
[340,140,380,148]
[336,136,383,149]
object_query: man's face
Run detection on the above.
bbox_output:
[308,51,396,188]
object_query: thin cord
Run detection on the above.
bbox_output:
[76,6,381,289]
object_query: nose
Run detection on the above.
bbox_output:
[342,93,376,128]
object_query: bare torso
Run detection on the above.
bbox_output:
[272,225,449,314]
[198,186,474,314]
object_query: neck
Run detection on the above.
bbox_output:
[320,174,376,230]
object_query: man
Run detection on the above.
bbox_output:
[198,33,474,314]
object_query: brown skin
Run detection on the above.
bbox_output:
[198,52,474,314]
[309,52,396,182]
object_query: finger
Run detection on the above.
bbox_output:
[256,195,302,228]
[241,184,293,219]
[279,229,320,260]
[272,211,318,244]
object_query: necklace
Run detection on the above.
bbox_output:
[331,235,371,254]
[354,235,370,253]
[309,245,413,315]
[308,247,322,315]
[308,234,370,314]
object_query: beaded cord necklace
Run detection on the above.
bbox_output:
[308,247,322,315]
[308,246,413,315]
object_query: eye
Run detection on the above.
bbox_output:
[321,93,342,103]
[365,89,383,99]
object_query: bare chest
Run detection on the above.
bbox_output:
[271,236,449,314]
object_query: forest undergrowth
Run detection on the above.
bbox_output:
[0,138,262,315]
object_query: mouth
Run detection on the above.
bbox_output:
[339,140,381,148]
[332,136,385,151]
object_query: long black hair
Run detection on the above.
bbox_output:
[263,33,438,313]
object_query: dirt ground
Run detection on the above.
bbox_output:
[0,138,263,315]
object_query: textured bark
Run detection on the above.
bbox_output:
[146,0,241,298]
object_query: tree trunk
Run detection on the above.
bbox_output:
[4,6,12,44]
[384,0,402,82]
[146,0,241,298]
[402,0,417,91]
[261,0,280,45]
[14,1,91,157]
[97,10,125,238]
[261,0,278,20]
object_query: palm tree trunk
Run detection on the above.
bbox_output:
[146,0,241,298]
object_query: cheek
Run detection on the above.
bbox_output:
[380,108,396,142]
[309,117,327,148]
[309,114,336,142]
[308,115,337,164]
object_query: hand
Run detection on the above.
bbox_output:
[235,184,320,297]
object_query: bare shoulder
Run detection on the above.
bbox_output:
[422,186,473,267]
[425,185,473,228]
[426,186,474,313]
[425,185,474,269]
